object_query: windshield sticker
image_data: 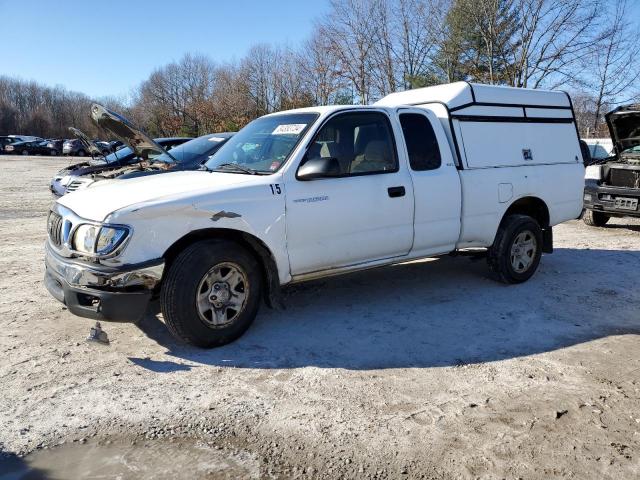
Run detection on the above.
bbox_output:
[209,137,226,142]
[272,124,307,135]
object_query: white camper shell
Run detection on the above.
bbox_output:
[376,81,580,169]
[377,82,584,249]
[45,82,585,348]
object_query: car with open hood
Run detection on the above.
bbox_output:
[50,135,191,197]
[583,104,640,226]
[49,104,233,196]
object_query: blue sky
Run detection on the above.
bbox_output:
[1,0,638,100]
[0,0,330,99]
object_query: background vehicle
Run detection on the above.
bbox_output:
[44,83,584,348]
[94,141,114,154]
[62,138,89,156]
[45,139,64,155]
[50,136,191,196]
[117,133,234,179]
[108,140,125,152]
[583,137,615,161]
[583,104,640,226]
[0,136,19,153]
[7,135,43,142]
[4,140,58,155]
[82,103,233,181]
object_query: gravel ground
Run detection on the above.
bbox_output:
[1,155,639,479]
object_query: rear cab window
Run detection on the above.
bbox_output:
[399,113,442,171]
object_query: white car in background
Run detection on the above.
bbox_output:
[583,138,614,160]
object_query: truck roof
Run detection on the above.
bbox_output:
[375,81,571,110]
[264,105,386,117]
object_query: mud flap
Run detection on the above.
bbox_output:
[542,227,553,254]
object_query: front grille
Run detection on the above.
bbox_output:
[609,168,640,188]
[48,212,63,247]
[66,180,83,192]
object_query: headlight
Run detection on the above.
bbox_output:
[73,224,129,255]
[585,165,602,180]
[95,227,128,255]
[73,224,100,253]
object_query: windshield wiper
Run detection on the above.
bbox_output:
[213,163,258,175]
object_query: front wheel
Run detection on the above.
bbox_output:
[21,150,29,156]
[487,214,543,284]
[160,239,263,347]
[582,209,609,227]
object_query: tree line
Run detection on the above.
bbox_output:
[1,0,638,140]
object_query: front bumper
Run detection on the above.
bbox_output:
[584,182,640,217]
[44,243,164,322]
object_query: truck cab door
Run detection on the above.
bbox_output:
[284,110,414,276]
[396,108,462,255]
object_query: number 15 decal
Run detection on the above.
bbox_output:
[269,184,282,195]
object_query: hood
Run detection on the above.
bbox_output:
[68,127,104,157]
[605,104,640,155]
[90,104,173,161]
[57,170,256,221]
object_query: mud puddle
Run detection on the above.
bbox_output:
[0,438,259,479]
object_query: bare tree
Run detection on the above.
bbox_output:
[506,0,601,88]
[396,0,448,88]
[298,31,346,105]
[318,0,379,104]
[585,0,640,132]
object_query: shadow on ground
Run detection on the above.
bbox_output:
[0,453,51,480]
[134,247,640,370]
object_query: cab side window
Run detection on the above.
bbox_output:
[399,113,441,171]
[305,112,397,176]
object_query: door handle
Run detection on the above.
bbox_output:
[387,186,405,198]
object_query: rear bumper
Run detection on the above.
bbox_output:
[44,243,164,322]
[584,182,640,217]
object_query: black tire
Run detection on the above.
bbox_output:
[487,214,543,284]
[582,209,610,227]
[50,150,58,156]
[160,239,262,348]
[21,150,29,156]
[77,149,86,157]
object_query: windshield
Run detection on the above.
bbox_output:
[204,113,319,174]
[152,135,230,166]
[102,146,134,164]
[622,145,640,154]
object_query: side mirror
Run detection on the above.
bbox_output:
[297,156,341,180]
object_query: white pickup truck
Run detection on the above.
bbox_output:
[44,82,584,347]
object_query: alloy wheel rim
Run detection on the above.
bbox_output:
[510,230,537,273]
[195,262,249,328]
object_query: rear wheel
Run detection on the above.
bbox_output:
[487,214,543,284]
[50,149,58,156]
[77,149,86,157]
[21,150,29,156]
[160,240,262,348]
[582,209,610,227]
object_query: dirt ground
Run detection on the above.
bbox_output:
[1,155,639,479]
